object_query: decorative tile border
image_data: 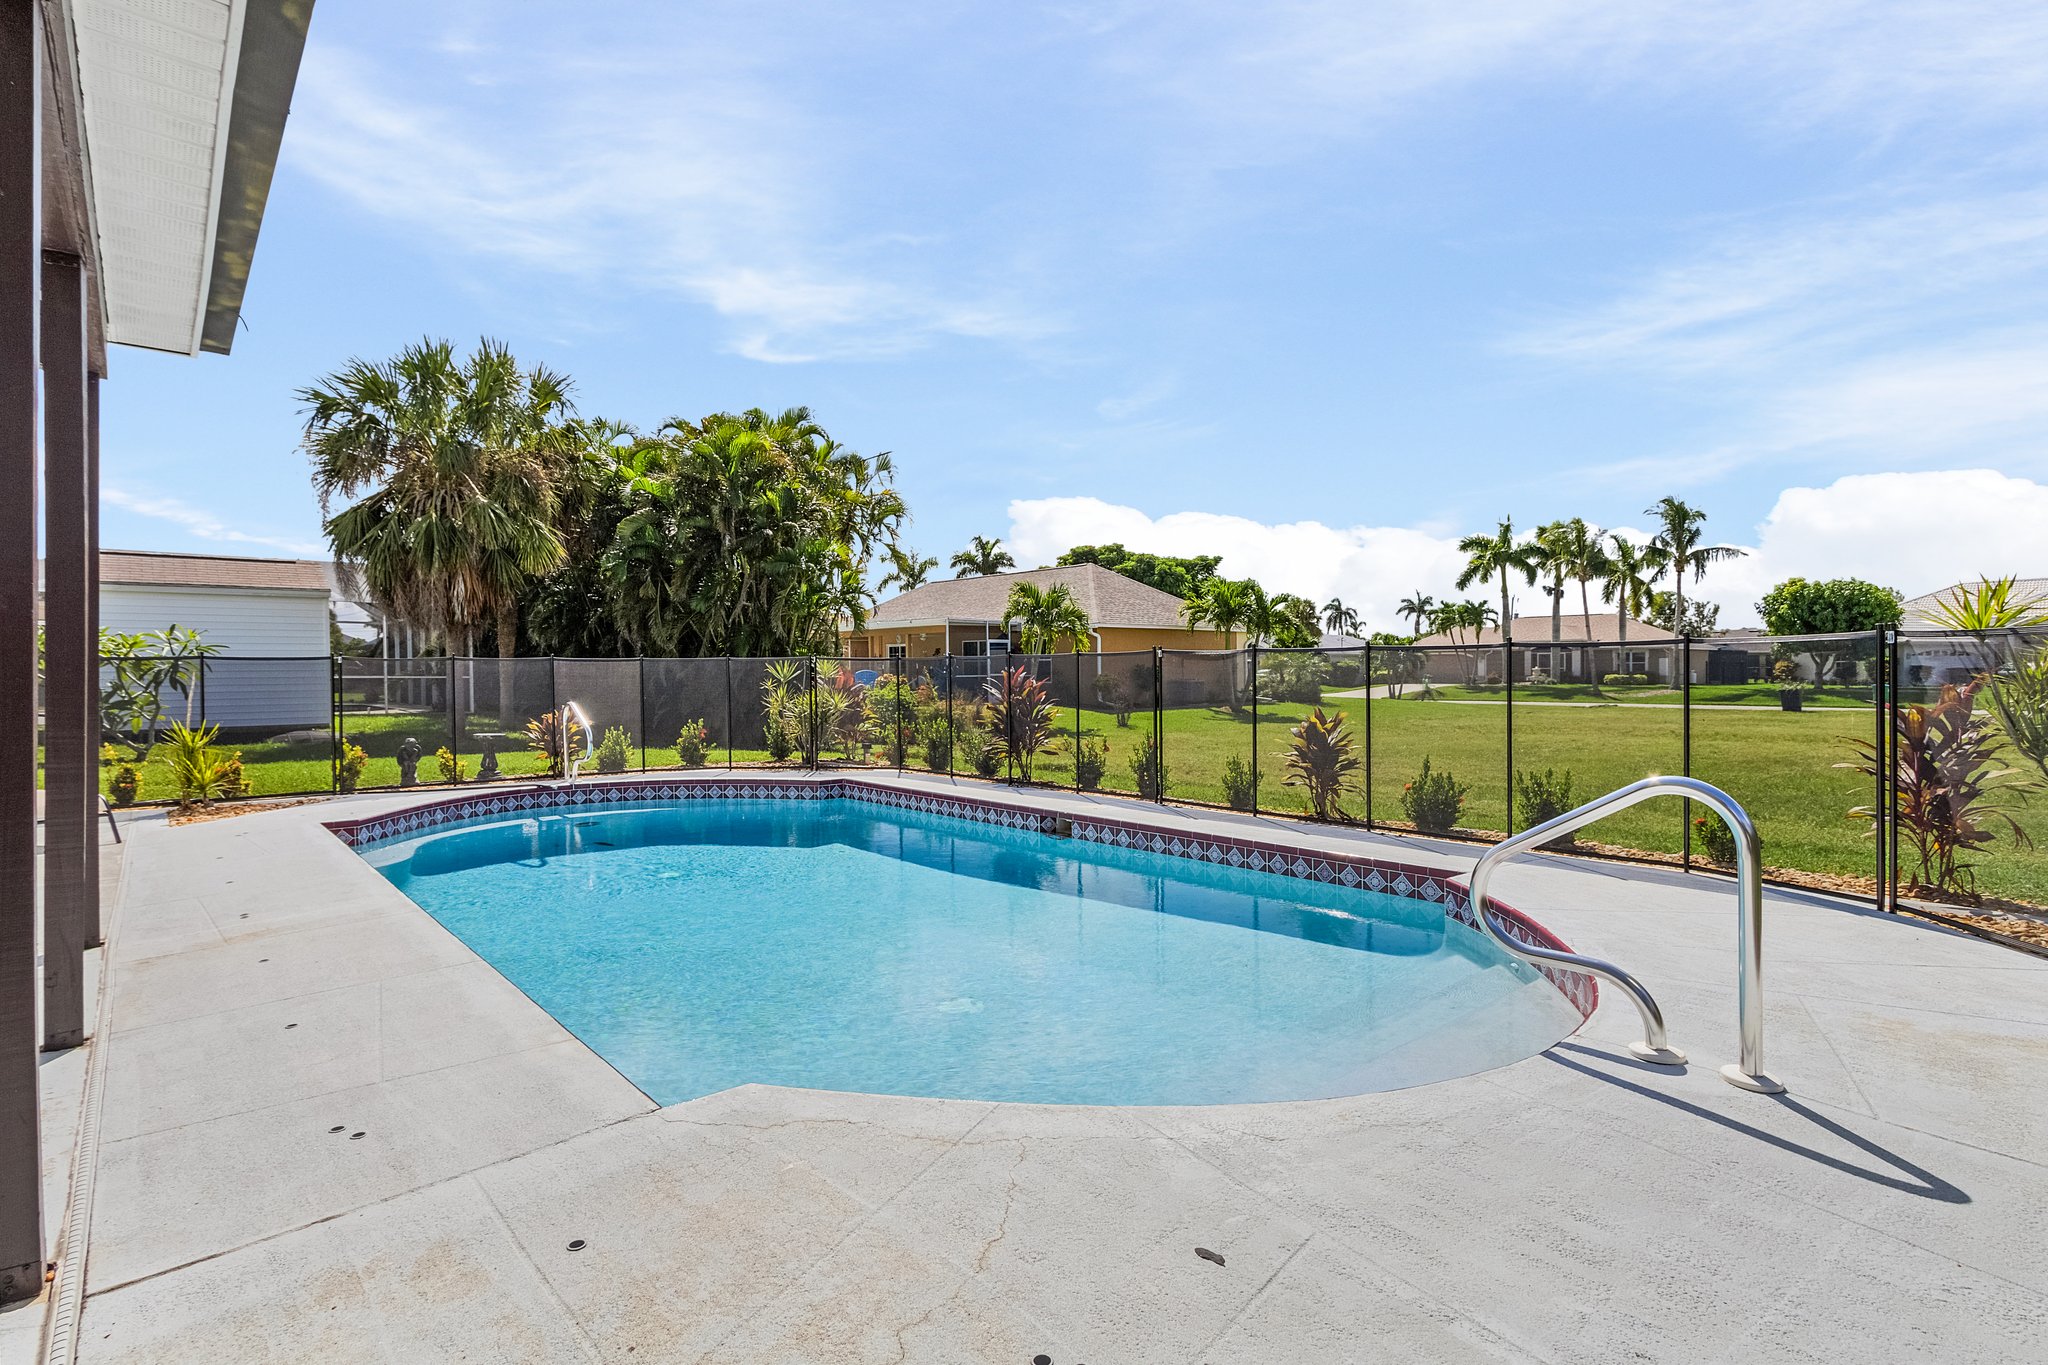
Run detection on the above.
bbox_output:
[326,774,1597,1018]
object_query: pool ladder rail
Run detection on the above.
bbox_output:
[1458,775,1785,1095]
[559,701,595,783]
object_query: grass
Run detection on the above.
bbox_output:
[100,688,2048,906]
[1404,682,1874,708]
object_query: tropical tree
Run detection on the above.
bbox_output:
[1757,577,1902,688]
[1600,533,1658,649]
[1535,518,1608,659]
[1644,497,1744,636]
[1269,592,1323,647]
[950,536,1015,577]
[1456,518,1539,643]
[1182,577,1270,711]
[594,407,903,656]
[1322,597,1361,637]
[879,545,939,595]
[1398,592,1436,638]
[1058,545,1221,598]
[1002,582,1093,653]
[303,338,578,724]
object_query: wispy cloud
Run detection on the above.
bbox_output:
[285,42,1053,363]
[104,488,327,558]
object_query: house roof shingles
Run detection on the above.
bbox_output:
[1409,612,1673,647]
[100,549,331,594]
[867,563,1199,631]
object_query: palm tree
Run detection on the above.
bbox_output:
[303,338,577,726]
[1537,518,1610,679]
[1457,518,1537,682]
[1182,578,1268,711]
[1600,533,1658,651]
[1644,497,1744,635]
[1002,582,1092,653]
[1321,597,1361,638]
[1398,592,1435,639]
[950,536,1015,577]
[1270,592,1322,646]
[879,545,938,595]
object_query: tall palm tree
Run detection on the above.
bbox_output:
[1644,497,1744,634]
[1456,518,1539,642]
[1322,597,1361,638]
[1002,582,1093,653]
[1182,578,1268,711]
[1538,518,1610,678]
[1600,533,1658,649]
[879,545,938,595]
[1270,592,1323,646]
[950,536,1015,577]
[303,338,577,725]
[1399,592,1435,639]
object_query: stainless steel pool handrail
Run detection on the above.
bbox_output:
[561,701,594,782]
[1459,775,1784,1094]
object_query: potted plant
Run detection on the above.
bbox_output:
[1771,659,1807,712]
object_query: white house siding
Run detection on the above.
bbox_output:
[102,584,331,730]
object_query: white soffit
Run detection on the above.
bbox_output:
[72,0,245,355]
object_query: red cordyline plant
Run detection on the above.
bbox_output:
[1843,679,2034,901]
[1285,707,1361,821]
[982,666,1060,782]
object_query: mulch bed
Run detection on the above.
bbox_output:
[165,796,332,826]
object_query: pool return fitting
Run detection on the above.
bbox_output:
[1460,775,1784,1094]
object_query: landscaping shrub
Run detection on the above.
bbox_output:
[1131,732,1168,800]
[336,742,368,794]
[1222,754,1259,811]
[1514,768,1577,842]
[1095,675,1134,727]
[1693,814,1739,867]
[1256,652,1329,705]
[983,667,1060,781]
[1075,735,1108,790]
[960,726,1002,778]
[434,746,469,783]
[1284,708,1360,821]
[921,716,954,772]
[675,719,709,767]
[1600,673,1652,687]
[164,721,229,806]
[593,725,633,774]
[109,764,139,807]
[218,753,250,799]
[1400,758,1466,832]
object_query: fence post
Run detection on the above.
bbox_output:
[1072,651,1082,792]
[1682,636,1693,870]
[945,655,955,779]
[1152,648,1164,804]
[1503,641,1515,836]
[331,656,342,794]
[638,657,649,773]
[807,657,818,771]
[894,654,905,774]
[724,656,733,771]
[1249,643,1259,816]
[1363,643,1374,831]
[1879,627,1894,911]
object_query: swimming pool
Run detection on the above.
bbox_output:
[355,792,1584,1106]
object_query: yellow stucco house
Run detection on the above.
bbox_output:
[841,564,1233,660]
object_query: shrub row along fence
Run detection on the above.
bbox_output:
[91,628,2048,912]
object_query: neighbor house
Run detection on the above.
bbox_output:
[1405,612,1675,685]
[1900,578,2048,629]
[842,564,1233,660]
[98,550,335,729]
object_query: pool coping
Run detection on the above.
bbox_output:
[321,773,1598,1019]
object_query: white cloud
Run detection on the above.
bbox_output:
[1011,470,2048,633]
[104,488,328,558]
[1006,495,1470,631]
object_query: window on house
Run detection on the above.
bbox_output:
[1621,649,1648,674]
[886,644,906,659]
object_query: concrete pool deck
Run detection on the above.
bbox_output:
[40,772,2048,1362]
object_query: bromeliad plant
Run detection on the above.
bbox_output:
[982,666,1060,782]
[1843,680,2034,901]
[524,710,587,777]
[1284,708,1360,821]
[163,720,230,806]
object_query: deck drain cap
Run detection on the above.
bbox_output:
[567,1239,587,1252]
[349,1131,366,1140]
[328,1126,344,1133]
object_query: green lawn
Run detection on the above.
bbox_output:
[100,687,2048,905]
[1407,682,1874,708]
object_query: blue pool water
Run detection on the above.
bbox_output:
[362,800,1579,1106]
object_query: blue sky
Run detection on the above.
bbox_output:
[99,1,2048,627]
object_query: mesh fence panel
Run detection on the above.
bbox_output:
[339,657,455,792]
[1367,643,1504,838]
[816,659,885,767]
[1894,628,2048,907]
[1085,651,1155,797]
[551,658,645,775]
[1159,649,1244,808]
[1508,640,1685,855]
[1689,631,1883,890]
[458,657,557,780]
[640,657,733,769]
[1255,648,1362,820]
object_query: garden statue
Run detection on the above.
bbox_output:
[477,734,501,781]
[397,737,420,787]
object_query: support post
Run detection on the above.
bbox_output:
[83,372,99,939]
[0,0,44,1301]
[1248,643,1258,817]
[1152,648,1164,804]
[1503,640,1516,836]
[40,252,88,1050]
[1682,636,1693,870]
[1362,644,1373,830]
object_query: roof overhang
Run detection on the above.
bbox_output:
[53,0,313,361]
